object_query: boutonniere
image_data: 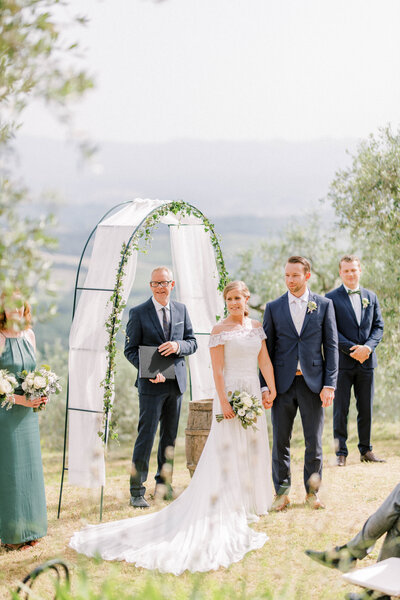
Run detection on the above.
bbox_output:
[307,300,317,313]
[362,298,370,309]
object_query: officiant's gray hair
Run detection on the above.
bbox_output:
[151,266,174,280]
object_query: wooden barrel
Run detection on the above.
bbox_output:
[185,399,213,477]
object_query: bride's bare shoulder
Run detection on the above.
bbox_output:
[210,319,231,335]
[250,319,263,329]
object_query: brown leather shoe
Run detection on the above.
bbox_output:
[336,455,346,467]
[360,451,386,463]
[271,494,290,511]
[305,493,325,509]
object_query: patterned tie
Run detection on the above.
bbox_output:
[348,289,361,295]
[162,307,170,341]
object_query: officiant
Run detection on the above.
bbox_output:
[124,266,197,508]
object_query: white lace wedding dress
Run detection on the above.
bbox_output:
[69,320,273,574]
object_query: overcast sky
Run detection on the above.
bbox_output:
[21,0,400,144]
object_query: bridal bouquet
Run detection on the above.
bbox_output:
[0,370,18,410]
[20,364,62,411]
[216,389,263,431]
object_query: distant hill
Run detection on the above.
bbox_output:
[12,136,357,218]
[10,135,357,350]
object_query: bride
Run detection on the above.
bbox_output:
[70,281,276,575]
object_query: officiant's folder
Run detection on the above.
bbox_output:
[139,346,176,379]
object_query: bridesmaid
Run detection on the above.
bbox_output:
[0,295,47,550]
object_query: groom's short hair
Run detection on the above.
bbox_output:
[287,256,311,274]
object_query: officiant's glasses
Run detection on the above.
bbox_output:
[150,280,172,288]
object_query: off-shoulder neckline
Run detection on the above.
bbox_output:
[212,317,262,335]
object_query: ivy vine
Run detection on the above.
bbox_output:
[99,200,229,443]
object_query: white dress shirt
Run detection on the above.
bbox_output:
[288,289,309,336]
[343,284,371,353]
[152,296,171,328]
[343,284,362,325]
[288,289,309,372]
[152,297,180,354]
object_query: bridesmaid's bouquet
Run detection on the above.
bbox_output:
[0,370,18,410]
[20,364,62,411]
[216,389,263,431]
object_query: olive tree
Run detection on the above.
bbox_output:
[0,0,92,313]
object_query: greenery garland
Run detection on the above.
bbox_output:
[99,200,229,443]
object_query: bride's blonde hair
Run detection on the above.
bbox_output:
[223,281,250,317]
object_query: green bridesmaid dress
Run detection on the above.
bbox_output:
[0,333,47,545]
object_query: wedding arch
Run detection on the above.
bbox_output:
[57,198,227,518]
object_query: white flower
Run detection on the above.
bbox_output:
[33,376,47,390]
[362,298,370,309]
[243,397,253,408]
[238,408,246,416]
[247,411,255,420]
[21,381,28,391]
[307,300,317,313]
[0,380,12,395]
[7,375,17,386]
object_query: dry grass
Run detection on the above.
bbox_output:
[1,416,399,600]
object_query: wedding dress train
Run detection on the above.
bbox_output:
[69,320,273,574]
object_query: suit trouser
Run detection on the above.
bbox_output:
[347,483,400,561]
[271,375,324,495]
[334,365,374,456]
[130,380,182,497]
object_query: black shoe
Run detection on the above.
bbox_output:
[305,546,357,572]
[130,495,149,508]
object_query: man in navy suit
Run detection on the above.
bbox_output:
[125,266,197,508]
[326,255,384,466]
[261,256,338,511]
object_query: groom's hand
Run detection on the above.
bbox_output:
[320,387,334,407]
[262,390,274,410]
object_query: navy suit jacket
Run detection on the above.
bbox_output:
[260,291,339,395]
[124,298,197,396]
[325,285,384,370]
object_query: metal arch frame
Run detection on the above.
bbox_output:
[15,559,70,599]
[57,199,225,521]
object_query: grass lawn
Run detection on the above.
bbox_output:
[1,415,399,600]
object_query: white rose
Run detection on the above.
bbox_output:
[247,411,255,420]
[33,376,47,390]
[238,408,246,416]
[0,380,12,395]
[7,375,17,386]
[21,381,28,391]
[243,397,253,408]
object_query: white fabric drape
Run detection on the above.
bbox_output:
[170,225,224,400]
[68,199,224,488]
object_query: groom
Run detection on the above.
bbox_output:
[124,266,197,508]
[261,256,338,510]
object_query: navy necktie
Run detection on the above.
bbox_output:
[348,289,361,295]
[162,307,170,340]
